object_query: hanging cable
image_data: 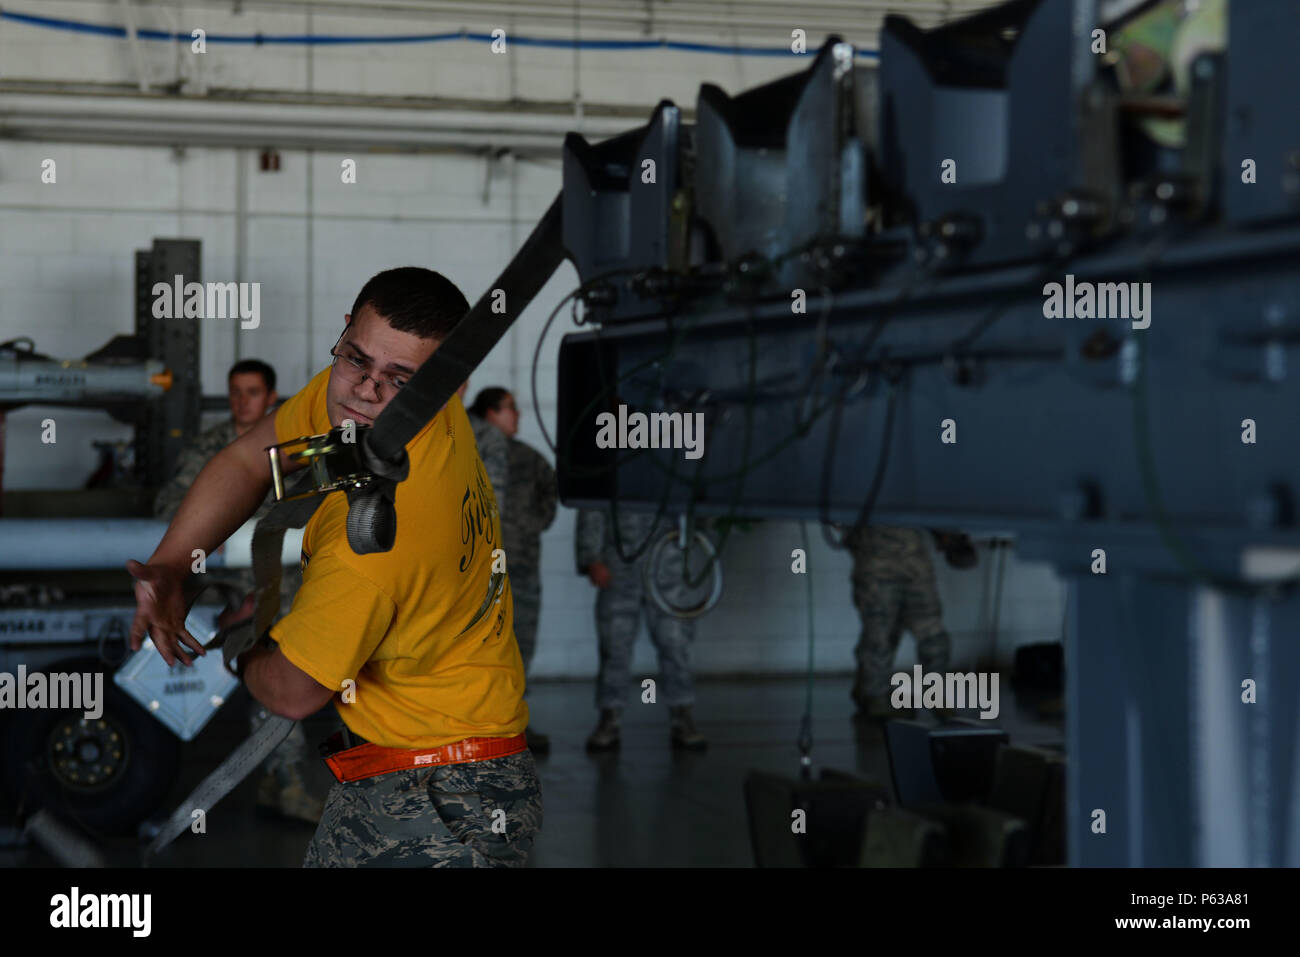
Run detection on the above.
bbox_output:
[797,520,815,781]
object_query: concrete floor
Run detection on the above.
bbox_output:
[2,676,1062,867]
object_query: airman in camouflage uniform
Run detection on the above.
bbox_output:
[502,437,557,674]
[844,525,951,716]
[466,411,508,517]
[302,750,542,867]
[575,506,706,751]
[154,361,318,821]
[465,386,553,750]
[155,420,248,525]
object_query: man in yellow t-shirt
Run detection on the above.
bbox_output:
[128,267,540,867]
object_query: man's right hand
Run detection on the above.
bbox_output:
[127,559,206,667]
[586,561,612,590]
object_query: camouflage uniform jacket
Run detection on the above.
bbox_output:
[154,420,276,522]
[468,411,508,518]
[574,507,668,573]
[501,437,557,574]
[842,525,931,582]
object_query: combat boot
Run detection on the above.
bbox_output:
[850,675,876,714]
[585,709,621,752]
[669,706,707,751]
[859,693,912,721]
[851,687,871,713]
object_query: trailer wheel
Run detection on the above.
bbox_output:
[0,658,181,836]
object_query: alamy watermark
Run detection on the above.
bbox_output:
[595,404,705,460]
[50,887,150,937]
[1042,274,1151,330]
[0,667,103,719]
[152,275,260,330]
[890,666,1000,719]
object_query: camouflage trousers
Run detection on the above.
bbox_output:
[302,751,543,867]
[851,571,951,701]
[594,561,695,711]
[511,571,540,677]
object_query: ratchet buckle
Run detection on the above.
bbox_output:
[267,424,376,502]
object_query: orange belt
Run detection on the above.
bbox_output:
[324,734,528,783]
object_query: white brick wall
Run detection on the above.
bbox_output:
[529,519,1065,681]
[0,1,814,108]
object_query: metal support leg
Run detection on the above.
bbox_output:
[1069,573,1300,865]
[1190,587,1300,866]
[1067,575,1195,865]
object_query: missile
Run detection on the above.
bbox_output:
[0,518,303,569]
[0,336,171,406]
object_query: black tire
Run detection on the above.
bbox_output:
[0,657,181,836]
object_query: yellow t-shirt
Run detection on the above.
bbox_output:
[269,366,527,748]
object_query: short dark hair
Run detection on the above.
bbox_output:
[469,387,511,418]
[349,267,469,341]
[228,358,276,392]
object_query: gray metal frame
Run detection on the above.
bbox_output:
[134,238,202,489]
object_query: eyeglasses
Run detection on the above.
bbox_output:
[329,335,409,396]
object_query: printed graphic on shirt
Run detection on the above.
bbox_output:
[456,458,508,639]
[459,459,500,573]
